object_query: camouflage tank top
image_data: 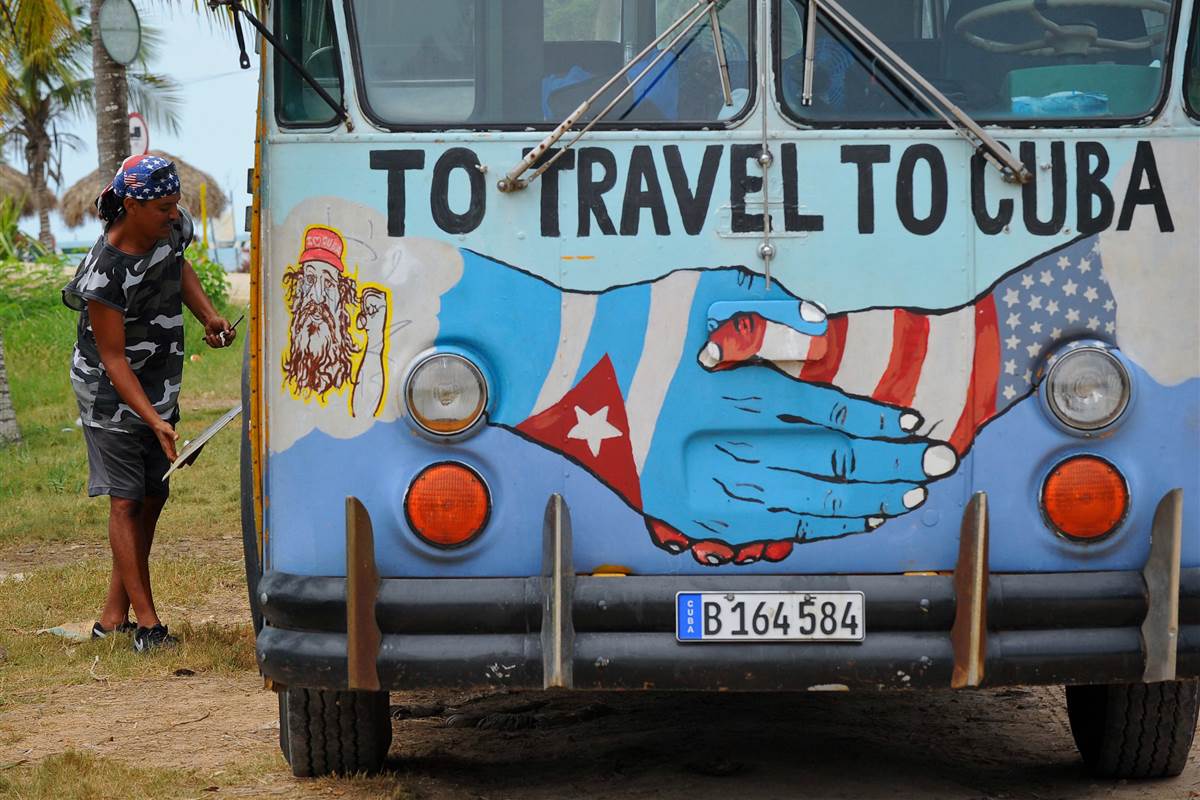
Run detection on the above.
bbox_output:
[62,210,194,432]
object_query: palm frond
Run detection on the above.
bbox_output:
[126,71,183,136]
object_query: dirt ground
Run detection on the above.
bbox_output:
[1,673,1197,798]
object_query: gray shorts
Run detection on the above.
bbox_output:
[82,424,171,500]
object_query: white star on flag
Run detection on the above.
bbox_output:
[1083,286,1099,303]
[1062,279,1078,296]
[1087,316,1100,331]
[1057,256,1071,269]
[1027,295,1042,311]
[1046,300,1059,316]
[1078,258,1091,273]
[1039,270,1054,286]
[1026,342,1043,358]
[1051,327,1062,339]
[567,405,623,457]
[1003,385,1017,400]
[1104,299,1115,311]
[1006,312,1022,329]
[1004,359,1017,375]
[1021,274,1035,289]
[1005,334,1021,350]
[1003,288,1020,307]
[1066,308,1080,323]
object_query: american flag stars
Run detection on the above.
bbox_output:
[987,236,1118,411]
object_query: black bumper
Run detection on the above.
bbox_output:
[256,568,1200,691]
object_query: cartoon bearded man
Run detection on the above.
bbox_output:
[281,226,389,417]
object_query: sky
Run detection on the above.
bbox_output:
[26,4,261,248]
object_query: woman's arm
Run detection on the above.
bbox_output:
[181,261,234,348]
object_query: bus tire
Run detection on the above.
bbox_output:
[240,337,263,634]
[278,686,392,777]
[1065,679,1200,778]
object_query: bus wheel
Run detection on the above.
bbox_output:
[1065,679,1199,778]
[278,686,392,777]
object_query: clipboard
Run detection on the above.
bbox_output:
[163,403,242,481]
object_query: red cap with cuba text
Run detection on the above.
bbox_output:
[299,226,346,272]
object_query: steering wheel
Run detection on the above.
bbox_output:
[304,45,337,71]
[955,0,1172,57]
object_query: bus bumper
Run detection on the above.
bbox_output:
[256,491,1197,692]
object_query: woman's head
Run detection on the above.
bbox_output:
[96,154,183,237]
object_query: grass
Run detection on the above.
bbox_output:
[0,751,208,800]
[0,557,255,707]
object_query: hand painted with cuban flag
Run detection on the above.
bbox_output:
[436,250,960,567]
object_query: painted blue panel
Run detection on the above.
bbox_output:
[438,250,562,424]
[573,283,651,395]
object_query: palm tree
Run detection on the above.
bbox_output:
[91,0,128,180]
[0,3,181,247]
[0,0,85,248]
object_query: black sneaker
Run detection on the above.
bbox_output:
[91,620,137,639]
[133,624,179,652]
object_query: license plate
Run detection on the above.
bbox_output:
[676,591,865,642]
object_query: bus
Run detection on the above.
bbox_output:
[235,0,1200,778]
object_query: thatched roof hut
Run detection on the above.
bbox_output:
[59,151,228,228]
[0,163,58,218]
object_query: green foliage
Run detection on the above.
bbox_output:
[0,196,48,263]
[186,241,230,307]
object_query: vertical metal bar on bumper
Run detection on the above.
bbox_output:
[541,494,575,689]
[346,496,382,691]
[951,492,989,688]
[1142,488,1183,683]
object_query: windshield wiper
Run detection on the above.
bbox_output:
[803,0,1030,184]
[498,0,734,193]
[208,0,354,131]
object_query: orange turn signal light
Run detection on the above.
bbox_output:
[1041,455,1128,541]
[404,462,490,548]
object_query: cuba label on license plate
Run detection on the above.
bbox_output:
[676,591,866,642]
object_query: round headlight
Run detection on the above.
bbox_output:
[1046,347,1129,431]
[404,354,487,436]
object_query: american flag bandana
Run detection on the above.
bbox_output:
[112,155,181,200]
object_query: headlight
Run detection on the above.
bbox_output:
[404,354,487,436]
[1045,346,1129,431]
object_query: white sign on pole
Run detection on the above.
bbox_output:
[128,112,149,156]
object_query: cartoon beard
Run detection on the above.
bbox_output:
[283,298,357,396]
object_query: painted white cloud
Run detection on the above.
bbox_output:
[268,198,464,454]
[1100,140,1200,386]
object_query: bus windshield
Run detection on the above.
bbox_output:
[778,0,1177,123]
[345,0,753,128]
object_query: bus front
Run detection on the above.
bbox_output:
[246,0,1200,778]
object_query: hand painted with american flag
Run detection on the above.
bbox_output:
[671,235,1119,564]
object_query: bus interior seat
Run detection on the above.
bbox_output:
[943,0,1150,108]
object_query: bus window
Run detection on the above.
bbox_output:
[1186,4,1200,116]
[346,0,753,128]
[274,0,344,126]
[777,0,1178,124]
